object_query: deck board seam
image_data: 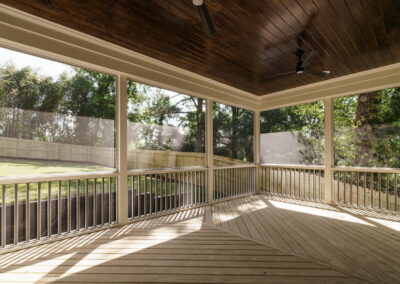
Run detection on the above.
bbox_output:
[203,205,377,284]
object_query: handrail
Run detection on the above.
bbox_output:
[332,166,400,174]
[127,166,207,176]
[261,164,325,170]
[0,170,118,185]
[261,164,400,173]
[213,164,256,170]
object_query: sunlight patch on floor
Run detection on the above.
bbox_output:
[269,200,374,226]
[266,195,339,211]
[218,212,239,222]
[366,217,400,231]
[339,206,400,222]
[236,199,268,212]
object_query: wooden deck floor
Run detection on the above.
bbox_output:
[0,203,365,284]
[206,195,400,284]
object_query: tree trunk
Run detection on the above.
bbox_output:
[230,106,239,159]
[354,92,378,166]
[195,98,204,152]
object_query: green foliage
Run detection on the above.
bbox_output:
[261,88,400,168]
[63,68,116,119]
[126,83,205,153]
[261,101,324,133]
[213,103,254,162]
[3,60,399,169]
[0,63,116,146]
[334,88,400,168]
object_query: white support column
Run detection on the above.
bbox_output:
[116,74,128,224]
[254,111,261,193]
[324,98,333,204]
[206,99,214,204]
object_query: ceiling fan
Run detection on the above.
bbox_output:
[192,0,215,35]
[264,49,330,80]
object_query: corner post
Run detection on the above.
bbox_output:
[206,99,214,204]
[324,98,333,204]
[254,110,261,193]
[117,74,128,224]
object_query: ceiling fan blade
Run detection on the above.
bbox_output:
[263,70,296,81]
[305,69,330,77]
[197,2,215,35]
[301,50,318,68]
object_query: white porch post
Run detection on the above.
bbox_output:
[206,99,214,204]
[324,98,333,204]
[254,111,261,193]
[117,74,128,224]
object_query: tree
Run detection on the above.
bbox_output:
[0,64,116,146]
[335,88,400,168]
[126,83,205,153]
[213,103,254,162]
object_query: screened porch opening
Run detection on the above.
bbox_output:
[0,1,399,283]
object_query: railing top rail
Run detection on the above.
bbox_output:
[260,164,325,170]
[0,170,118,185]
[332,166,400,174]
[213,164,256,170]
[127,166,207,176]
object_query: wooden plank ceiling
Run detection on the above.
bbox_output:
[1,0,400,95]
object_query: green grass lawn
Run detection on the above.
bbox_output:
[0,158,115,204]
[1,174,202,204]
[0,158,204,204]
[0,157,113,177]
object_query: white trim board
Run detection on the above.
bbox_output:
[258,62,400,111]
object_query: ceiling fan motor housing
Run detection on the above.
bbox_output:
[192,0,204,6]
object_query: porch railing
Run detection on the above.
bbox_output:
[2,163,398,251]
[260,164,325,202]
[0,172,118,249]
[333,167,399,212]
[213,165,256,200]
[127,168,208,219]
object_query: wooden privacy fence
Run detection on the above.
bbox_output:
[0,137,248,169]
[0,137,115,167]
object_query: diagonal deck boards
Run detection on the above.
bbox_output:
[0,204,363,283]
[207,195,400,284]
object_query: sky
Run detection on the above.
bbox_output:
[0,47,72,78]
